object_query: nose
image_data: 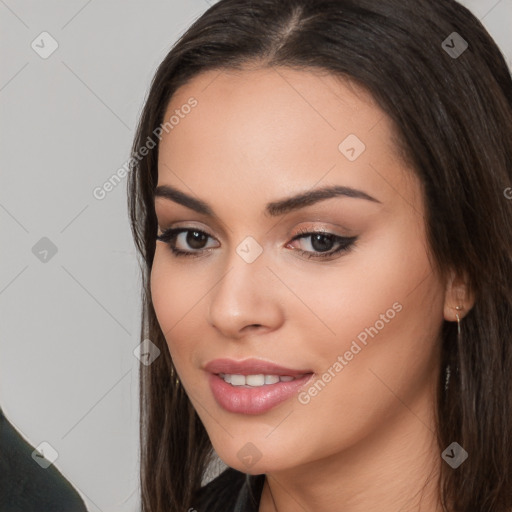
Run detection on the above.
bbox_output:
[206,252,285,339]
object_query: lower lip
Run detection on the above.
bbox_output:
[208,372,314,415]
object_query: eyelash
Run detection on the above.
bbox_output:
[156,227,357,260]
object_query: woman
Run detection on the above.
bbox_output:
[127,0,512,510]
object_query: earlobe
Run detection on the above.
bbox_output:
[442,269,475,322]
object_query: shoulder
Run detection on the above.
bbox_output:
[0,407,88,512]
[192,466,264,512]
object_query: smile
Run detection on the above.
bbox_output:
[218,373,308,386]
[208,372,314,414]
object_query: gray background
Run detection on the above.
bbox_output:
[1,1,510,511]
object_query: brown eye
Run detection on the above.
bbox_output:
[288,231,358,260]
[186,230,208,249]
[309,233,336,252]
[156,228,219,257]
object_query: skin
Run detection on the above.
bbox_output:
[150,65,474,512]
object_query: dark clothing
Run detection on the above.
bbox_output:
[194,466,266,512]
[0,407,88,512]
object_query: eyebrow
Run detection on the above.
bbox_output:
[154,184,381,217]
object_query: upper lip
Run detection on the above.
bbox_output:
[204,358,313,376]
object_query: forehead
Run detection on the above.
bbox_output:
[163,65,385,146]
[157,65,418,213]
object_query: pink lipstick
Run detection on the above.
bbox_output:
[204,358,314,415]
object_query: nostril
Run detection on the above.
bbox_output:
[243,324,263,332]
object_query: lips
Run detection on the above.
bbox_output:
[204,357,312,376]
[204,358,314,414]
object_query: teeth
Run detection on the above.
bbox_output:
[230,374,246,386]
[246,374,265,386]
[218,373,303,387]
[264,375,280,384]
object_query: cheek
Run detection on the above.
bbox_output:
[150,249,215,376]
[293,223,445,395]
[150,248,204,327]
[149,250,194,357]
[267,234,444,463]
[150,250,176,333]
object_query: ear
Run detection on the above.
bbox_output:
[443,269,475,322]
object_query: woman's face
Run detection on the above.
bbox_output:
[151,66,448,474]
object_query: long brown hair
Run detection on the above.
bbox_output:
[127,0,512,510]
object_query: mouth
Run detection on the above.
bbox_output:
[204,358,314,414]
[204,357,312,377]
[217,372,310,387]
